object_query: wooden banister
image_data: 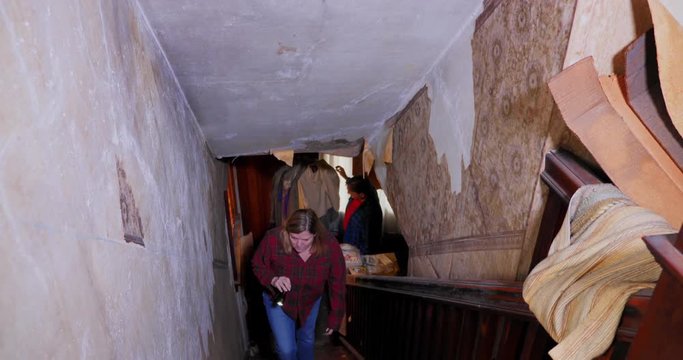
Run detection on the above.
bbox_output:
[344,276,649,359]
[347,276,532,318]
[628,228,683,359]
[342,150,659,359]
[529,150,606,270]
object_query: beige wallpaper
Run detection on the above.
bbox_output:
[385,0,577,280]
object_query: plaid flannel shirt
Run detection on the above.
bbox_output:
[252,228,346,330]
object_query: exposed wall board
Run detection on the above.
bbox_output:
[0,0,243,357]
[661,0,683,24]
[543,0,654,168]
[624,30,683,170]
[548,58,683,228]
[649,0,683,138]
[384,0,576,279]
[520,0,653,278]
[564,0,653,75]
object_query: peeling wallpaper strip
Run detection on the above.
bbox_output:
[385,0,577,279]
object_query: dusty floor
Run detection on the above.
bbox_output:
[248,336,355,360]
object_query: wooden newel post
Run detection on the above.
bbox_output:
[628,226,683,359]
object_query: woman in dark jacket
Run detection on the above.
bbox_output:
[335,167,383,255]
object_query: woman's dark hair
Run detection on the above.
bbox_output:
[346,176,379,203]
[281,209,326,255]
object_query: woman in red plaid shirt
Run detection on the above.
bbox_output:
[252,209,347,360]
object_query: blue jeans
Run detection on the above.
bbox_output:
[262,292,322,360]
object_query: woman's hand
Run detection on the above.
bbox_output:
[334,166,349,180]
[271,276,291,292]
[324,328,334,336]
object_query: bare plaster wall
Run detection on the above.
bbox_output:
[0,0,243,358]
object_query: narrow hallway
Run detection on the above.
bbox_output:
[2,0,682,359]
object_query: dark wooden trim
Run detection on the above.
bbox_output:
[233,155,283,243]
[348,275,533,318]
[529,150,606,270]
[528,190,566,270]
[345,275,649,359]
[540,150,605,202]
[629,227,683,359]
[614,292,652,342]
[642,232,683,289]
[344,149,660,359]
[223,188,239,286]
[624,29,683,171]
[346,275,648,324]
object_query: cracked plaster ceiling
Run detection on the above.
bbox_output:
[137,0,481,157]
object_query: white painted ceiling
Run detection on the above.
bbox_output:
[137,0,481,157]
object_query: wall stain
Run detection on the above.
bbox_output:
[117,159,145,246]
[276,43,297,55]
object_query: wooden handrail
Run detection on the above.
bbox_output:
[529,150,607,271]
[540,150,605,201]
[344,275,650,359]
[348,276,532,319]
[642,232,683,285]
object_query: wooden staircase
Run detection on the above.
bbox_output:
[341,150,681,359]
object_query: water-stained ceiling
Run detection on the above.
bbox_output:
[137,0,481,157]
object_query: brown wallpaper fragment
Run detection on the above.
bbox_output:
[385,0,577,279]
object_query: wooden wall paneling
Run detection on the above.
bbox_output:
[430,303,446,360]
[455,310,476,359]
[409,301,424,360]
[474,312,497,359]
[230,155,283,354]
[445,306,461,360]
[614,292,652,343]
[520,323,554,360]
[233,155,283,244]
[623,29,683,170]
[498,319,527,360]
[402,296,416,359]
[385,293,402,358]
[344,274,650,359]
